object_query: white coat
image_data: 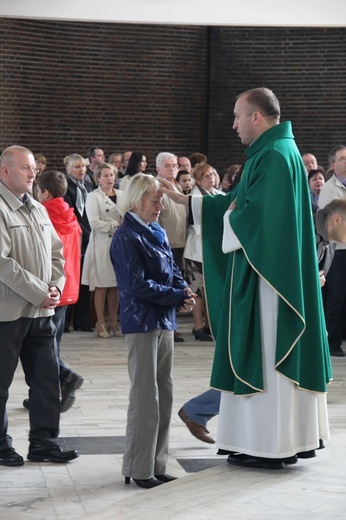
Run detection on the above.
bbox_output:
[82,186,122,290]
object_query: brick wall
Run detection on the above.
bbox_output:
[0,19,209,171]
[0,20,345,173]
[208,27,346,172]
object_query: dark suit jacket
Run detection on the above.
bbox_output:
[64,176,92,255]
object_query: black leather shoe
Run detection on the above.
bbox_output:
[27,443,79,463]
[0,447,24,467]
[125,477,163,489]
[60,373,84,413]
[174,332,184,343]
[193,328,213,342]
[154,474,177,482]
[227,453,284,470]
[330,346,345,357]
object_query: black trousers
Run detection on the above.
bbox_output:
[0,317,60,450]
[323,249,346,349]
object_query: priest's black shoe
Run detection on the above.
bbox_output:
[27,443,79,463]
[125,476,163,488]
[0,447,24,467]
[227,453,285,470]
[154,474,177,482]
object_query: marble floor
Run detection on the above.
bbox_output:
[1,314,346,520]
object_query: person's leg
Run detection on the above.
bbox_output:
[52,306,83,412]
[20,317,61,444]
[183,389,220,427]
[94,287,109,337]
[0,319,31,451]
[192,295,205,330]
[122,330,161,480]
[106,287,121,335]
[73,256,91,331]
[154,330,174,475]
[324,250,346,354]
[52,306,72,381]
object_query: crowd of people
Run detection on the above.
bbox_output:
[0,87,344,487]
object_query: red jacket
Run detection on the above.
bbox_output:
[43,197,82,306]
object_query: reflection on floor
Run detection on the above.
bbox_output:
[1,314,345,519]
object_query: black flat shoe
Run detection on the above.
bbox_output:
[154,474,177,482]
[227,453,284,470]
[193,328,213,342]
[125,477,163,489]
[28,443,79,463]
[0,447,24,467]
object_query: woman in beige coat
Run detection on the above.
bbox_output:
[82,163,122,337]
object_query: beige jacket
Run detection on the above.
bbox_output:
[0,182,66,321]
[159,193,188,248]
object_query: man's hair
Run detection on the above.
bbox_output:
[93,162,118,184]
[156,152,177,169]
[0,145,33,168]
[328,145,346,165]
[176,170,191,182]
[108,152,122,163]
[324,199,346,220]
[37,170,67,198]
[119,173,160,215]
[87,147,101,159]
[238,87,281,121]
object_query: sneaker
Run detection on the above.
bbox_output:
[60,373,84,413]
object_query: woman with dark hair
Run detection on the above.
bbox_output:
[119,152,147,190]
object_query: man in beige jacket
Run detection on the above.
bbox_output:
[0,146,79,466]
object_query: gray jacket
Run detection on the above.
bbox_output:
[0,182,65,321]
[315,208,336,277]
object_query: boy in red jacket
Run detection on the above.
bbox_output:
[25,170,84,412]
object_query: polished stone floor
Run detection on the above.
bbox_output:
[1,314,346,519]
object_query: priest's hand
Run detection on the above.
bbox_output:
[158,177,189,206]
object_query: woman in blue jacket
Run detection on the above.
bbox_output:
[110,173,196,489]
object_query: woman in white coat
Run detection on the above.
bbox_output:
[184,163,225,341]
[82,163,122,337]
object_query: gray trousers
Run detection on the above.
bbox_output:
[122,329,174,480]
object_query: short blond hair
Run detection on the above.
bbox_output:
[119,173,160,215]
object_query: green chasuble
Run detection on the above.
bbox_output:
[203,121,332,395]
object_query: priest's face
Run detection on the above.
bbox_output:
[233,96,257,146]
